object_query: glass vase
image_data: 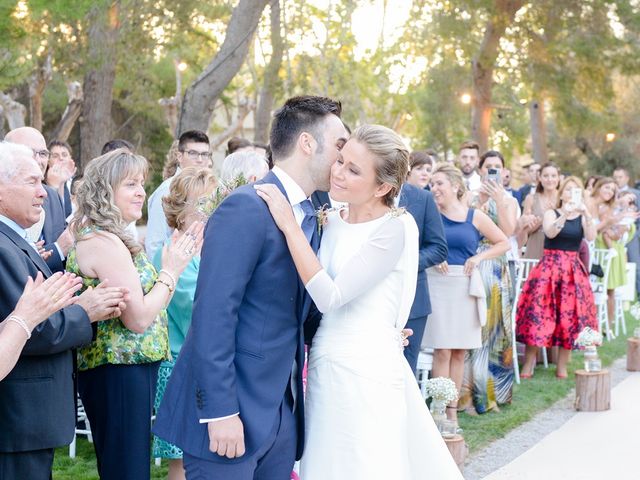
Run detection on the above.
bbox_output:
[429,398,447,425]
[584,345,601,372]
[634,327,640,339]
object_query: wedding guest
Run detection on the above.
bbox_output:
[0,141,128,479]
[162,140,181,180]
[588,177,638,332]
[424,163,509,426]
[5,127,73,273]
[585,175,601,194]
[146,130,210,259]
[406,150,434,190]
[613,166,640,298]
[220,150,269,186]
[517,163,541,208]
[461,150,517,413]
[226,136,253,155]
[150,167,217,480]
[457,141,482,191]
[517,177,597,378]
[521,162,560,259]
[46,140,76,218]
[67,149,203,480]
[0,272,82,380]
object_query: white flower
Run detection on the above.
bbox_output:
[574,327,603,347]
[424,376,458,403]
[630,302,640,321]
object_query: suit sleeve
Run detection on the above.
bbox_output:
[188,191,267,419]
[0,246,92,356]
[418,191,448,271]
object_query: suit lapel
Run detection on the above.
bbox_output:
[0,222,52,276]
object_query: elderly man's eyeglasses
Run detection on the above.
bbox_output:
[32,149,50,161]
[180,149,212,161]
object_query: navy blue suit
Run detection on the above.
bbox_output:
[42,184,67,273]
[398,184,448,373]
[153,171,318,476]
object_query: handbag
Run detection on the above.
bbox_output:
[590,263,604,278]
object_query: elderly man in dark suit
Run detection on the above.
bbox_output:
[0,141,129,479]
[398,182,448,374]
[4,127,73,273]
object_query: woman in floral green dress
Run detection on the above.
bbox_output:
[67,149,203,480]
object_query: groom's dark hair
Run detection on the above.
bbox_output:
[270,96,342,160]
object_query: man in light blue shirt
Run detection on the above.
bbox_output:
[145,130,211,259]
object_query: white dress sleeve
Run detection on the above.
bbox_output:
[306,216,405,313]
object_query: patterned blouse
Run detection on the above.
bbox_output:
[67,230,169,371]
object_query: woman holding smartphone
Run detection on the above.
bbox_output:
[516,176,597,379]
[462,150,517,414]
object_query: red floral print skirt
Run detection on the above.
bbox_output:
[516,249,598,350]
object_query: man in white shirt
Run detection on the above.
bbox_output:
[457,140,482,192]
[145,130,211,259]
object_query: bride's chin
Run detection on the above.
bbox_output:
[329,188,348,202]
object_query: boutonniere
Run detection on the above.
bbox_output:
[315,204,337,235]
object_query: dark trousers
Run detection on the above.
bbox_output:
[0,448,54,480]
[403,315,428,374]
[183,394,297,480]
[78,361,160,480]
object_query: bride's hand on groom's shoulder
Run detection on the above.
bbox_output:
[207,415,246,459]
[254,184,296,234]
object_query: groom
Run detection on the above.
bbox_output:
[153,96,349,479]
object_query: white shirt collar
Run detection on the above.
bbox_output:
[0,214,29,241]
[271,166,308,207]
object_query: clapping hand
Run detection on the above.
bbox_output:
[161,221,204,279]
[34,240,53,261]
[12,272,83,331]
[75,279,130,323]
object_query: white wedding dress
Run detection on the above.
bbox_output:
[300,210,463,480]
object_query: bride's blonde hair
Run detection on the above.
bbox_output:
[352,124,409,207]
[72,149,147,256]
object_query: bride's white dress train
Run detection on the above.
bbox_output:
[300,210,463,480]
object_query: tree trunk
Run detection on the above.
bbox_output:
[254,0,283,144]
[51,81,83,142]
[210,98,255,149]
[0,92,27,130]
[177,0,269,136]
[627,338,640,371]
[574,369,610,412]
[529,98,548,163]
[28,53,53,131]
[471,0,524,151]
[79,2,120,167]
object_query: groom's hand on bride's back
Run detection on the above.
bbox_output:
[207,415,246,459]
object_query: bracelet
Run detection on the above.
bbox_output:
[155,279,174,294]
[159,269,177,290]
[7,315,31,339]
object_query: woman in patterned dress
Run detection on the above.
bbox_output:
[67,149,202,480]
[151,167,217,480]
[460,150,517,413]
[516,177,597,378]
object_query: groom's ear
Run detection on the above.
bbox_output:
[298,132,315,156]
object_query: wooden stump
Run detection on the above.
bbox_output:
[444,434,467,471]
[627,338,640,371]
[574,369,610,412]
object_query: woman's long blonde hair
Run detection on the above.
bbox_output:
[72,149,147,256]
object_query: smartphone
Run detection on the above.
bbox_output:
[487,168,501,184]
[570,188,582,206]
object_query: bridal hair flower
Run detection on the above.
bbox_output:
[424,377,458,403]
[194,174,247,219]
[574,327,603,348]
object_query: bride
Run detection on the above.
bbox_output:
[255,124,463,480]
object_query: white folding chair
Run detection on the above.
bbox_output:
[511,258,544,384]
[69,396,93,458]
[590,248,615,340]
[416,349,434,400]
[614,262,636,336]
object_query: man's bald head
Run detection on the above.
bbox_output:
[5,127,48,173]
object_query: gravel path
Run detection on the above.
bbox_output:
[463,356,631,480]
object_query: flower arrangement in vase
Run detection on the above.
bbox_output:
[630,302,640,338]
[424,376,458,431]
[575,327,603,372]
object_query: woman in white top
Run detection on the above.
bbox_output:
[255,125,462,480]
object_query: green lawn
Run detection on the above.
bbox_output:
[52,315,636,478]
[458,315,633,453]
